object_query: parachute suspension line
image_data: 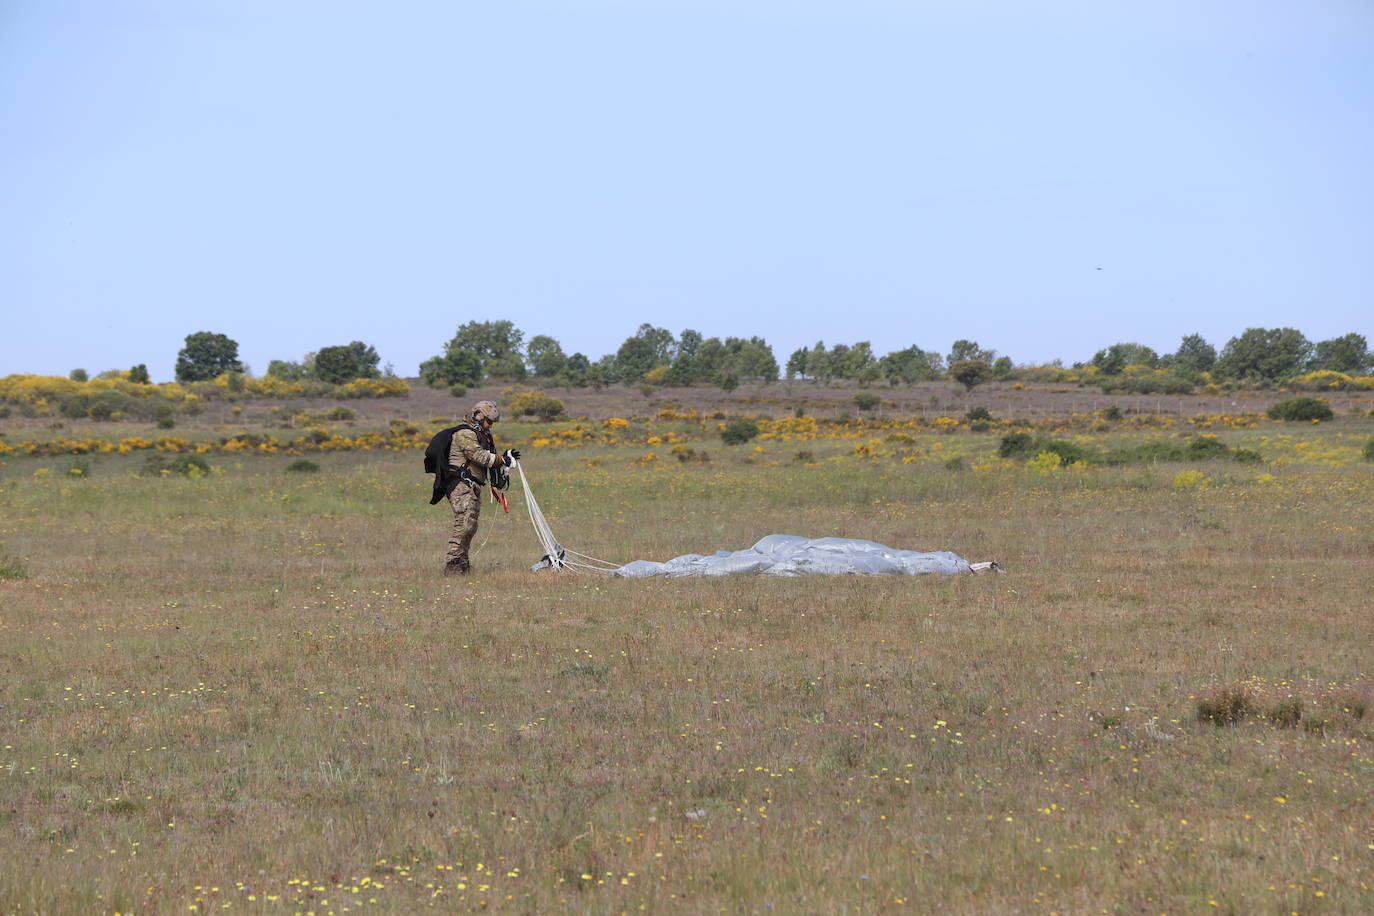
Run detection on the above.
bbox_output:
[513,461,620,574]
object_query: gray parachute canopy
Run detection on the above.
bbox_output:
[612,534,976,579]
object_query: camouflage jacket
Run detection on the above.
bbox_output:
[449,421,500,486]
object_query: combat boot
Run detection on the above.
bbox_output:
[443,558,469,577]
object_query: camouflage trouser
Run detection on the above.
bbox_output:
[445,483,482,569]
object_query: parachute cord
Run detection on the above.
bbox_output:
[513,460,621,574]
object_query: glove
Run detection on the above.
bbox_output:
[502,448,521,466]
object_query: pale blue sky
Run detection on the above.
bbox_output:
[4,1,1371,381]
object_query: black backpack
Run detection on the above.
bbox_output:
[425,423,506,504]
[425,424,475,505]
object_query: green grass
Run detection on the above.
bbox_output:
[1,426,1373,913]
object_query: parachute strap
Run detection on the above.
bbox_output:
[514,461,620,574]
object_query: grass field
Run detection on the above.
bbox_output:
[2,400,1373,914]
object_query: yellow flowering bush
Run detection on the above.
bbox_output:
[504,389,566,420]
[340,377,409,398]
[931,417,960,433]
[1172,469,1209,489]
[1292,370,1355,391]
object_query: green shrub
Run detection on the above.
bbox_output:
[324,405,358,421]
[1267,397,1333,422]
[0,548,25,581]
[507,390,566,421]
[670,447,710,463]
[1184,437,1231,461]
[448,385,468,398]
[1197,687,1255,726]
[1103,437,1260,466]
[854,392,881,411]
[943,456,966,471]
[997,433,1093,466]
[1302,714,1330,734]
[141,454,211,478]
[1107,440,1185,464]
[997,433,1036,460]
[86,390,132,421]
[1266,698,1303,728]
[1101,405,1123,421]
[157,416,177,429]
[58,395,91,419]
[286,459,321,473]
[1362,438,1374,462]
[965,406,992,421]
[720,418,760,445]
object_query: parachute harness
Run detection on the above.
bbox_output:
[513,460,620,574]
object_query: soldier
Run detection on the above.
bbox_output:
[444,400,520,576]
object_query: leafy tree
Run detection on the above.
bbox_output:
[128,364,150,384]
[557,352,591,388]
[804,341,831,382]
[949,359,993,392]
[677,329,704,358]
[838,342,877,383]
[484,353,527,379]
[526,335,567,377]
[448,320,526,379]
[1214,328,1313,383]
[660,333,776,385]
[665,329,706,385]
[879,346,942,384]
[313,341,381,384]
[948,339,995,366]
[453,320,524,362]
[721,336,779,381]
[588,355,614,389]
[422,321,525,383]
[1091,342,1159,376]
[827,344,851,381]
[992,356,1015,380]
[611,324,676,383]
[611,337,662,384]
[175,331,245,382]
[418,348,482,388]
[69,368,88,382]
[785,347,809,379]
[634,324,677,363]
[267,359,310,381]
[1171,333,1216,374]
[1311,333,1371,374]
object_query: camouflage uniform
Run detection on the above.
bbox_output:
[444,401,505,575]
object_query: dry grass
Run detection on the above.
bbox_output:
[2,418,1373,913]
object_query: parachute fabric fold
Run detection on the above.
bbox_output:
[612,534,973,579]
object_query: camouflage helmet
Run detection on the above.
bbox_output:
[473,400,501,423]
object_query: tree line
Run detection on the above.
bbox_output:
[416,323,1372,391]
[123,325,1373,392]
